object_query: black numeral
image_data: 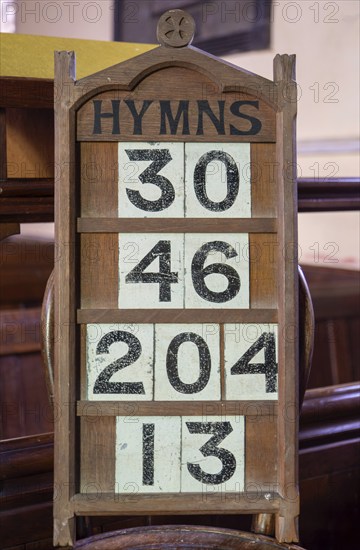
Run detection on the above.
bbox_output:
[186,422,236,484]
[125,149,175,211]
[194,150,239,211]
[142,423,155,485]
[93,331,144,394]
[166,332,211,394]
[125,240,178,302]
[230,332,277,392]
[191,241,240,303]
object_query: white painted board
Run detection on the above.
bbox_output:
[224,323,278,400]
[86,323,154,401]
[115,415,244,494]
[115,416,181,493]
[118,142,251,218]
[181,415,245,493]
[184,233,249,309]
[118,142,184,218]
[154,324,221,401]
[119,233,184,309]
[185,142,251,218]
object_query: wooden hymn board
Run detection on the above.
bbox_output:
[54,9,299,547]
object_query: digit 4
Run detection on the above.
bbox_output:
[230,332,278,393]
[125,240,178,302]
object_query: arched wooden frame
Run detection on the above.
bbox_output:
[54,40,298,547]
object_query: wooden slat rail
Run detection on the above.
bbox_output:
[0,179,54,197]
[298,178,360,211]
[299,382,360,448]
[300,382,360,423]
[1,178,359,223]
[0,179,54,223]
[0,432,53,480]
[0,76,53,109]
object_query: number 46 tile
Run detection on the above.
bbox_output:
[118,233,249,309]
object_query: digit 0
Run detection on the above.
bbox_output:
[194,150,240,211]
[166,332,211,394]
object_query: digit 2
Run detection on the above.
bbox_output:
[93,330,145,394]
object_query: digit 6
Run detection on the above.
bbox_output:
[191,241,241,303]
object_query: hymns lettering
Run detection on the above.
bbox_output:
[92,99,262,136]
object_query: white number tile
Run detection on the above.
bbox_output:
[86,324,154,401]
[115,416,181,493]
[119,233,184,309]
[154,324,220,401]
[185,143,251,218]
[181,416,245,493]
[224,324,278,400]
[118,142,184,218]
[184,234,249,309]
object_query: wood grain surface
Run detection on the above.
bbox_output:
[54,18,299,544]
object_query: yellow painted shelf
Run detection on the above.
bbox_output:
[0,33,156,80]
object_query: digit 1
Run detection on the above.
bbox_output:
[142,423,155,485]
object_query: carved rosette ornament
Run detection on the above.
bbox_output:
[157,9,195,48]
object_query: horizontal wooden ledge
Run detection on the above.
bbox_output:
[0,197,54,223]
[298,178,360,212]
[77,135,276,144]
[77,309,278,324]
[0,178,54,197]
[77,400,278,417]
[71,492,281,515]
[77,218,277,233]
[2,178,358,224]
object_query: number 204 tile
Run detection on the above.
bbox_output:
[115,416,244,494]
[86,323,278,402]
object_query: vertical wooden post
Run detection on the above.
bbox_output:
[0,107,20,240]
[53,50,77,548]
[274,54,299,542]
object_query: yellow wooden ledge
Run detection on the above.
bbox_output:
[0,33,156,80]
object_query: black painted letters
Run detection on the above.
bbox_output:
[92,99,262,136]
